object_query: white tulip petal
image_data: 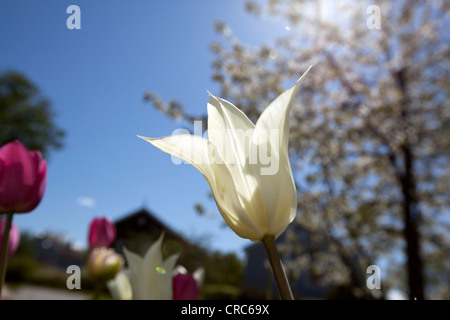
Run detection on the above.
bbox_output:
[107,271,133,300]
[207,93,254,150]
[250,161,297,237]
[207,94,267,223]
[209,160,265,241]
[173,265,188,275]
[207,93,255,166]
[122,247,142,280]
[254,66,312,152]
[138,134,216,183]
[160,253,180,299]
[251,66,311,235]
[123,247,148,299]
[193,267,205,287]
[142,233,164,269]
[139,133,262,239]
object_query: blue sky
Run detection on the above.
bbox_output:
[0,1,291,256]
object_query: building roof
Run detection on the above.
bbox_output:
[114,207,186,242]
[113,207,209,272]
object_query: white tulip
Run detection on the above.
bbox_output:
[121,233,179,300]
[139,67,311,242]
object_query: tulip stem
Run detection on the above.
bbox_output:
[92,283,102,300]
[262,234,294,300]
[0,211,14,297]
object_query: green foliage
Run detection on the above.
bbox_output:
[0,70,65,157]
[14,231,37,257]
[174,241,244,299]
[200,283,241,300]
[5,256,41,283]
[204,251,243,287]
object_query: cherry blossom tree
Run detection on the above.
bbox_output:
[146,0,450,299]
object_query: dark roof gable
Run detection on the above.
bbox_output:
[114,207,186,243]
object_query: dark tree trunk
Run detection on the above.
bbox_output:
[400,144,425,300]
[395,68,425,300]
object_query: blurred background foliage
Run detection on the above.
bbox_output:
[0,70,65,159]
[5,230,244,299]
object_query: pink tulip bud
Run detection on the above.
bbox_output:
[0,140,47,214]
[88,217,117,249]
[173,272,200,300]
[0,220,20,257]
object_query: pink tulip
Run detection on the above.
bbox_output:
[88,217,117,248]
[0,220,20,257]
[173,272,200,300]
[0,141,47,214]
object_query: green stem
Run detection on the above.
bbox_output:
[0,211,14,297]
[92,283,102,300]
[262,234,294,300]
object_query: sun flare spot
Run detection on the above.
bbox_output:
[155,267,166,275]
